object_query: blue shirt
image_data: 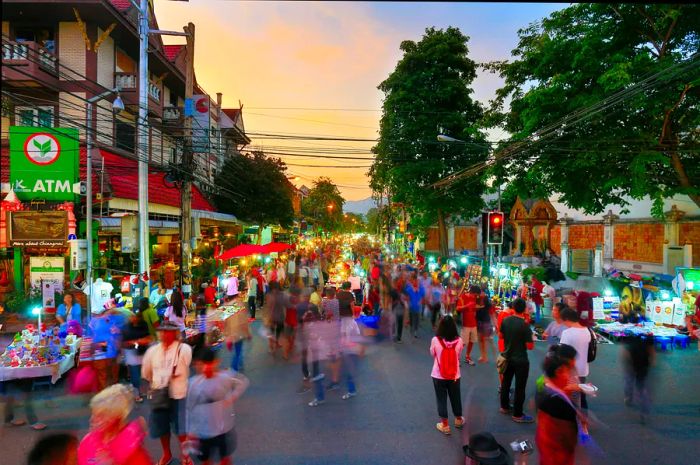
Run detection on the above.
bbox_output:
[89,313,127,359]
[404,283,425,313]
[56,303,82,324]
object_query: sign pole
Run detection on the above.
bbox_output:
[137,0,150,292]
[85,102,94,319]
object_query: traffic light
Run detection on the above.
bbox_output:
[487,211,504,245]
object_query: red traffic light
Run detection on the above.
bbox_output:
[492,216,501,225]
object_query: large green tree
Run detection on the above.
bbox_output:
[301,177,345,233]
[370,27,489,256]
[214,151,294,242]
[487,3,700,214]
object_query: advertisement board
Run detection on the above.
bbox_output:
[29,257,65,292]
[10,211,67,247]
[191,94,211,152]
[9,126,79,201]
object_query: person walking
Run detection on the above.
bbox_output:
[186,347,249,465]
[403,274,425,339]
[499,298,535,423]
[476,288,496,364]
[246,272,258,322]
[165,289,187,339]
[457,285,479,365]
[559,307,593,411]
[141,322,193,465]
[622,329,655,423]
[78,384,152,465]
[122,302,153,403]
[430,315,464,435]
[428,277,445,331]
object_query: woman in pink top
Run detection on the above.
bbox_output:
[430,314,464,435]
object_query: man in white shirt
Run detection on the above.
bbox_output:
[142,322,193,465]
[560,307,592,410]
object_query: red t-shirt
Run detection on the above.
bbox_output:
[458,293,477,328]
[204,286,216,305]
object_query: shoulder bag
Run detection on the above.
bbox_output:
[149,343,182,410]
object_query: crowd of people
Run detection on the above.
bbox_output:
[15,236,696,465]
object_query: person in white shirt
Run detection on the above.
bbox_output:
[225,272,239,302]
[141,322,193,465]
[559,307,592,410]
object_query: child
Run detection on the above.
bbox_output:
[186,348,250,465]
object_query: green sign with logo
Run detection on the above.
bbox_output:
[9,126,79,201]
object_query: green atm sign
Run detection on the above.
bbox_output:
[9,126,79,201]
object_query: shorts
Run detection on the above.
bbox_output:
[461,326,478,344]
[477,321,493,337]
[149,398,186,438]
[199,430,237,461]
[271,322,284,340]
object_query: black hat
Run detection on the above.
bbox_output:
[463,432,512,465]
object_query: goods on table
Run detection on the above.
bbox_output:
[0,325,77,368]
[595,322,679,339]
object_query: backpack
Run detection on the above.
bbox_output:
[436,338,458,380]
[587,328,597,362]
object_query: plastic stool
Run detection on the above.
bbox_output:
[655,336,672,351]
[674,334,689,349]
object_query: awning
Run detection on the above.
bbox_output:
[98,217,179,229]
[192,209,238,223]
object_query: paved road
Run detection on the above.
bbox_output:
[2,320,699,465]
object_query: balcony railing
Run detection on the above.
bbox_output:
[2,40,58,74]
[114,72,161,103]
[163,106,182,120]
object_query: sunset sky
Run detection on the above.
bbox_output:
[154,1,566,202]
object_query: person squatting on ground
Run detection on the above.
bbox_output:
[430,314,465,435]
[186,347,250,465]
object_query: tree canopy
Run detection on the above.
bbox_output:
[301,177,345,232]
[370,27,490,255]
[487,3,700,214]
[214,151,294,238]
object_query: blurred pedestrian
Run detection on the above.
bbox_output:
[430,314,464,435]
[165,289,187,339]
[265,281,288,356]
[499,298,535,423]
[88,304,127,391]
[78,384,152,465]
[542,303,567,345]
[622,330,655,422]
[27,433,78,465]
[246,271,258,322]
[476,288,496,363]
[560,307,593,410]
[186,347,249,465]
[2,379,46,430]
[142,322,193,465]
[404,274,425,338]
[122,301,153,403]
[457,285,479,365]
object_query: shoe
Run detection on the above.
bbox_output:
[308,398,325,407]
[327,382,340,391]
[311,373,325,382]
[30,422,47,431]
[499,407,513,415]
[248,317,255,323]
[512,414,534,424]
[465,358,476,366]
[435,422,451,435]
[10,419,27,426]
[454,417,465,429]
[342,392,357,400]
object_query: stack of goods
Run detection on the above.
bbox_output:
[0,325,76,368]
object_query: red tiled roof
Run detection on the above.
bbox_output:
[101,150,214,211]
[222,108,241,121]
[163,44,184,61]
[109,0,132,12]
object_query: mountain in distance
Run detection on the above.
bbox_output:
[343,197,378,215]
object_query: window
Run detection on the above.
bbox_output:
[15,28,55,53]
[115,120,135,152]
[15,106,54,127]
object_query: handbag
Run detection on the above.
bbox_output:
[496,353,508,375]
[149,343,182,410]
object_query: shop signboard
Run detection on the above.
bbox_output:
[9,126,79,201]
[672,299,686,326]
[9,211,67,247]
[29,257,65,292]
[647,300,663,324]
[191,94,210,152]
[42,281,58,311]
[69,239,87,270]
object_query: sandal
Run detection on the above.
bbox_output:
[30,422,47,431]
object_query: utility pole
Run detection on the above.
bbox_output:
[137,0,150,289]
[180,22,195,294]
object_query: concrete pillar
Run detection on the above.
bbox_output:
[594,244,603,277]
[684,244,693,267]
[664,205,685,246]
[560,242,569,274]
[448,226,455,254]
[514,223,522,254]
[602,210,618,268]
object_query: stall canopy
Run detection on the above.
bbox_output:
[217,244,265,260]
[261,242,294,254]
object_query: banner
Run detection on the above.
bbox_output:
[29,257,65,292]
[191,94,211,153]
[9,127,79,201]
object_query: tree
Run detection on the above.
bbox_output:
[301,177,345,233]
[340,212,366,234]
[214,151,294,243]
[487,4,700,214]
[370,27,490,257]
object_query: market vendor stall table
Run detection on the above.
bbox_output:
[0,338,81,384]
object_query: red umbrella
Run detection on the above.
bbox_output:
[261,242,293,254]
[217,244,265,260]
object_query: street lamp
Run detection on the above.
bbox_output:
[86,87,123,320]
